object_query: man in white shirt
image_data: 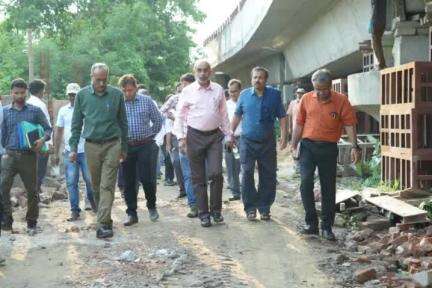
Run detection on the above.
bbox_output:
[225,79,242,201]
[53,83,96,221]
[27,79,52,194]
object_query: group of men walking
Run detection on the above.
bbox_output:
[0,59,360,242]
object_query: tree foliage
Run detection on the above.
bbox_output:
[0,0,203,100]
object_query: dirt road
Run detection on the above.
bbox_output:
[0,158,339,288]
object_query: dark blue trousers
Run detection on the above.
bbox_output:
[239,136,277,214]
[299,139,338,230]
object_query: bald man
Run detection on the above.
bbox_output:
[173,60,233,227]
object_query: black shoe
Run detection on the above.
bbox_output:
[1,218,12,231]
[123,215,138,226]
[260,212,271,221]
[246,210,257,221]
[321,229,336,241]
[200,217,212,227]
[187,206,198,218]
[149,208,159,222]
[299,225,319,235]
[27,221,37,236]
[212,212,224,223]
[229,196,240,201]
[67,211,80,222]
[177,192,186,198]
[96,226,114,239]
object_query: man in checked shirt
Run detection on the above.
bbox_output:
[118,74,163,227]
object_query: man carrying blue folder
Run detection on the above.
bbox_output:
[1,78,52,235]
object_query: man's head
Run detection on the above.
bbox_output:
[251,67,269,92]
[66,83,80,106]
[180,73,195,89]
[137,84,148,95]
[175,82,183,94]
[193,60,212,85]
[118,74,138,100]
[10,78,28,105]
[91,63,109,94]
[311,69,332,100]
[29,79,46,98]
[228,79,242,102]
[295,88,306,100]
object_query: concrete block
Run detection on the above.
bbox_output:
[412,270,432,287]
[395,27,417,37]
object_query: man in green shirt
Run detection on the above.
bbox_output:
[69,63,128,239]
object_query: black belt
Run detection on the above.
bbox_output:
[86,137,118,144]
[6,149,35,155]
[303,138,337,145]
[128,138,154,147]
[188,126,220,136]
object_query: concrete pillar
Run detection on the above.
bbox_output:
[392,21,429,65]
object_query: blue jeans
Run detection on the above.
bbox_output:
[179,152,196,207]
[239,136,277,214]
[64,151,94,213]
[225,149,241,197]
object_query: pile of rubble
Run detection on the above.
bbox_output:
[342,224,432,287]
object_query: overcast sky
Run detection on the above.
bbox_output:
[194,0,241,46]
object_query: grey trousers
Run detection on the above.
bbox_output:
[186,127,224,219]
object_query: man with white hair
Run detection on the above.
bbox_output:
[54,83,96,221]
[69,63,128,239]
[291,69,360,241]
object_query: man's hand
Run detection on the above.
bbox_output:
[119,152,127,163]
[279,136,287,150]
[69,151,77,163]
[179,138,187,155]
[33,139,45,152]
[351,148,361,164]
[167,111,175,121]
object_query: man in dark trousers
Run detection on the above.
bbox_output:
[291,69,360,241]
[119,74,163,226]
[231,67,287,221]
[1,78,52,235]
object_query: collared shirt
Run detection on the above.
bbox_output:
[124,94,163,142]
[235,86,286,141]
[56,104,86,153]
[226,99,241,137]
[70,85,128,153]
[27,95,52,145]
[173,81,231,139]
[296,91,357,143]
[2,103,52,150]
[287,98,301,131]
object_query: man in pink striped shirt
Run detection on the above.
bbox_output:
[173,60,233,227]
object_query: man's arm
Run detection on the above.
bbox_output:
[231,114,242,134]
[37,107,52,142]
[345,125,361,164]
[54,127,64,157]
[1,108,6,149]
[149,99,163,136]
[118,94,128,154]
[69,93,84,153]
[279,116,288,150]
[173,93,189,140]
[291,124,304,150]
[219,90,233,140]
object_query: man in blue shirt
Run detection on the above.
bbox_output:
[231,67,287,221]
[1,78,52,234]
[119,74,163,227]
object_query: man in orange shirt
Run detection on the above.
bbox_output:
[291,69,360,241]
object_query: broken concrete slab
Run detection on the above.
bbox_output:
[412,270,432,287]
[354,267,377,284]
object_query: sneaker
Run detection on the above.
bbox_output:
[321,229,336,241]
[211,212,224,223]
[200,217,212,227]
[260,212,271,221]
[246,210,257,221]
[84,199,92,211]
[96,226,114,239]
[67,211,80,222]
[149,208,159,222]
[164,179,176,186]
[187,206,198,218]
[229,195,240,201]
[177,192,186,198]
[27,221,37,236]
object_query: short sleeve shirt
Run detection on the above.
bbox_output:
[235,86,286,141]
[56,104,85,153]
[297,91,357,143]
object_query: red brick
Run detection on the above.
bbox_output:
[355,268,377,284]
